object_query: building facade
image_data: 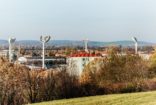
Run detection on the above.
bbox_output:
[67,52,101,76]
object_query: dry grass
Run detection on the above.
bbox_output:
[31,91,156,105]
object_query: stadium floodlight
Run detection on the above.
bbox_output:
[8,37,16,62]
[40,35,51,69]
[132,37,138,54]
[83,39,89,53]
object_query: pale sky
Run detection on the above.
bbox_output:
[0,0,156,42]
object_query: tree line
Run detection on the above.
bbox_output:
[0,49,156,104]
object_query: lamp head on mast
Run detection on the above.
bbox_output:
[132,37,138,43]
[40,35,51,43]
[8,37,16,44]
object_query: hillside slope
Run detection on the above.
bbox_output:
[31,91,156,105]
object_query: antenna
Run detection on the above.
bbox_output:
[132,37,138,54]
[40,35,51,69]
[83,39,89,53]
[8,37,16,62]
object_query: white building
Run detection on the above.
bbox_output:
[18,56,66,69]
[0,50,8,57]
[138,52,152,60]
[67,52,101,76]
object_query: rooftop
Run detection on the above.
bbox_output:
[70,52,101,57]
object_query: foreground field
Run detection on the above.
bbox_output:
[31,91,156,105]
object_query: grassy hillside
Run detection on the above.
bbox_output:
[31,91,156,105]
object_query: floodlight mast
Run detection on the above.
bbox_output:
[9,42,11,62]
[42,42,45,69]
[83,39,89,53]
[135,42,138,54]
[8,37,16,62]
[132,37,138,54]
[40,35,51,69]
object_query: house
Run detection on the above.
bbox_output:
[67,52,101,76]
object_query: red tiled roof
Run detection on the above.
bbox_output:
[70,52,100,57]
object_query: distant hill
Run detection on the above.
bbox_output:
[0,40,8,45]
[0,40,154,47]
